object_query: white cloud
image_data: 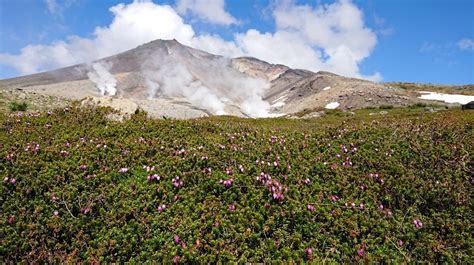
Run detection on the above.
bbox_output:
[1,1,194,74]
[190,34,242,58]
[269,0,378,79]
[1,0,381,81]
[176,0,238,25]
[44,0,76,16]
[45,0,59,14]
[457,38,474,51]
[93,2,194,56]
[234,30,324,71]
[0,41,79,74]
[189,0,380,80]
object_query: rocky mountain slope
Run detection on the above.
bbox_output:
[0,39,468,118]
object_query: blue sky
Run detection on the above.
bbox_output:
[0,0,473,84]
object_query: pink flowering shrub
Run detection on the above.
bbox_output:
[0,105,472,263]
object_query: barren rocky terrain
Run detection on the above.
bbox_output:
[0,39,472,118]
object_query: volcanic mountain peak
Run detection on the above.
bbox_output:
[0,38,445,119]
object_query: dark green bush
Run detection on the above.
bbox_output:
[378,105,394,109]
[409,102,427,108]
[9,100,28,112]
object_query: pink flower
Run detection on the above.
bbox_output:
[201,156,208,161]
[143,165,155,172]
[413,218,423,228]
[51,194,57,201]
[357,248,365,257]
[228,204,236,212]
[387,211,393,217]
[10,178,16,185]
[85,174,96,179]
[172,256,180,264]
[79,165,87,171]
[8,215,16,224]
[3,177,9,183]
[119,168,128,173]
[157,204,167,212]
[219,178,234,188]
[53,210,59,216]
[379,204,384,210]
[174,235,181,244]
[303,178,311,185]
[306,248,313,256]
[272,192,284,201]
[147,174,161,181]
[172,177,184,188]
[307,204,314,212]
[330,195,339,202]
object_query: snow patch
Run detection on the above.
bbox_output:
[272,94,287,103]
[325,102,340,109]
[266,113,287,118]
[271,94,287,108]
[418,91,474,104]
[322,86,331,91]
[271,101,286,108]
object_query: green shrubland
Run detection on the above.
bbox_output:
[1,105,472,263]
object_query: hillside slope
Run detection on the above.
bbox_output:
[0,39,469,117]
[1,106,472,262]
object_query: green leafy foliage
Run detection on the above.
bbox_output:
[9,100,28,112]
[1,105,473,263]
[378,105,393,109]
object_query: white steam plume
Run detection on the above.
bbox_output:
[87,62,117,96]
[142,47,270,117]
[145,77,160,99]
[143,59,226,114]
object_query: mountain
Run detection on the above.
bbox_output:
[0,39,450,118]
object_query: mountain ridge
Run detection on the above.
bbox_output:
[1,39,470,118]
